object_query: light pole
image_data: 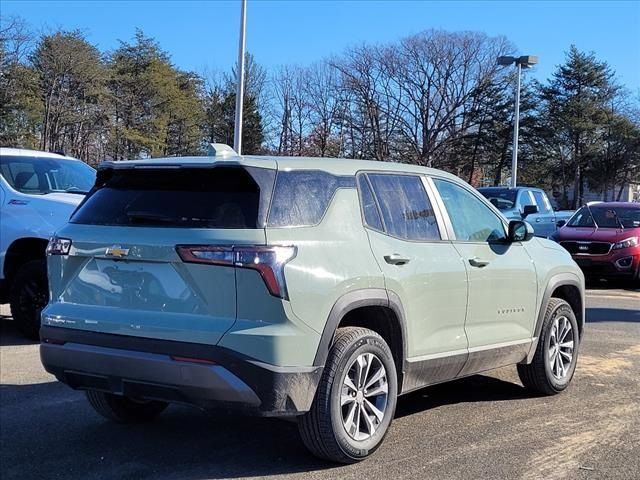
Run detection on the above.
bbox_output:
[234,0,247,155]
[497,55,539,188]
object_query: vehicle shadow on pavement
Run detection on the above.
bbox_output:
[1,375,529,480]
[0,381,335,480]
[586,307,640,323]
[0,317,37,347]
[395,375,529,419]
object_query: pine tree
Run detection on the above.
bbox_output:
[540,46,617,207]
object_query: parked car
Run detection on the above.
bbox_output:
[40,146,585,463]
[0,148,96,338]
[550,202,640,283]
[477,186,574,238]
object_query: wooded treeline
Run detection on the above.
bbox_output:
[1,17,639,207]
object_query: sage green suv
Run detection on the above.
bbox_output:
[40,145,584,463]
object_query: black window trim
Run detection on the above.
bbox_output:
[355,170,448,244]
[427,176,510,245]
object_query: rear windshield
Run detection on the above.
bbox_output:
[71,166,274,229]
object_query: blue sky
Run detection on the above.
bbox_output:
[3,0,640,91]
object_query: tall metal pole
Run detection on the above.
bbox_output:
[511,61,522,188]
[233,0,247,155]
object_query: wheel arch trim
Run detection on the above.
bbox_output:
[312,288,407,374]
[527,272,585,362]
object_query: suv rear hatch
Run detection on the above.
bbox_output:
[43,160,277,345]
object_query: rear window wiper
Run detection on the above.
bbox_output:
[126,211,177,224]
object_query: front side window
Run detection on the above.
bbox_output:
[434,179,506,242]
[0,155,95,195]
[532,191,552,213]
[367,173,441,241]
[519,190,537,209]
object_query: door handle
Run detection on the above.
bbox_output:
[384,254,410,265]
[469,257,490,268]
[535,218,542,222]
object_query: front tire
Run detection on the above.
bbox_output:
[86,390,168,423]
[518,298,579,395]
[9,259,48,340]
[298,327,398,463]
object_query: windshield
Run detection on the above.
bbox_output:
[477,188,517,210]
[0,155,96,195]
[567,206,640,228]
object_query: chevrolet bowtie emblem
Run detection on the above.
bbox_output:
[105,246,130,258]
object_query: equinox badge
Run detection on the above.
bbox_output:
[105,246,130,258]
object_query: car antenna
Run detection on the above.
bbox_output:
[584,203,599,229]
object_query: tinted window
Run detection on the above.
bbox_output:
[367,174,441,241]
[357,175,384,231]
[434,179,506,242]
[72,167,267,229]
[268,171,354,227]
[0,155,95,195]
[532,191,552,213]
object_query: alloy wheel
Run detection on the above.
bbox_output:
[548,316,575,380]
[341,352,389,441]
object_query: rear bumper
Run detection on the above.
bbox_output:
[40,326,322,417]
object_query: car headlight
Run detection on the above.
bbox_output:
[612,237,639,250]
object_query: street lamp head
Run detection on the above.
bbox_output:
[497,55,539,68]
[518,55,539,68]
[497,56,516,66]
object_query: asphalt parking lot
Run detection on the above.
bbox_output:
[1,286,638,480]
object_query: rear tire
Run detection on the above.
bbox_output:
[86,390,168,423]
[518,298,579,395]
[9,259,48,340]
[298,327,398,463]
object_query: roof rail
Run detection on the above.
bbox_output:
[206,143,238,158]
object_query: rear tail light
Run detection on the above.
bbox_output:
[46,237,72,255]
[176,245,297,299]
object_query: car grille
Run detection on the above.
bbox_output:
[560,241,612,255]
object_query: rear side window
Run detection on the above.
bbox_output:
[366,173,441,241]
[71,167,274,229]
[268,171,355,227]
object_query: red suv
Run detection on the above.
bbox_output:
[550,202,640,283]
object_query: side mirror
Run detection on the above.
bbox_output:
[521,205,539,218]
[556,220,566,228]
[508,220,534,242]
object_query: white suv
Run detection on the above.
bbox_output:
[0,148,95,338]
